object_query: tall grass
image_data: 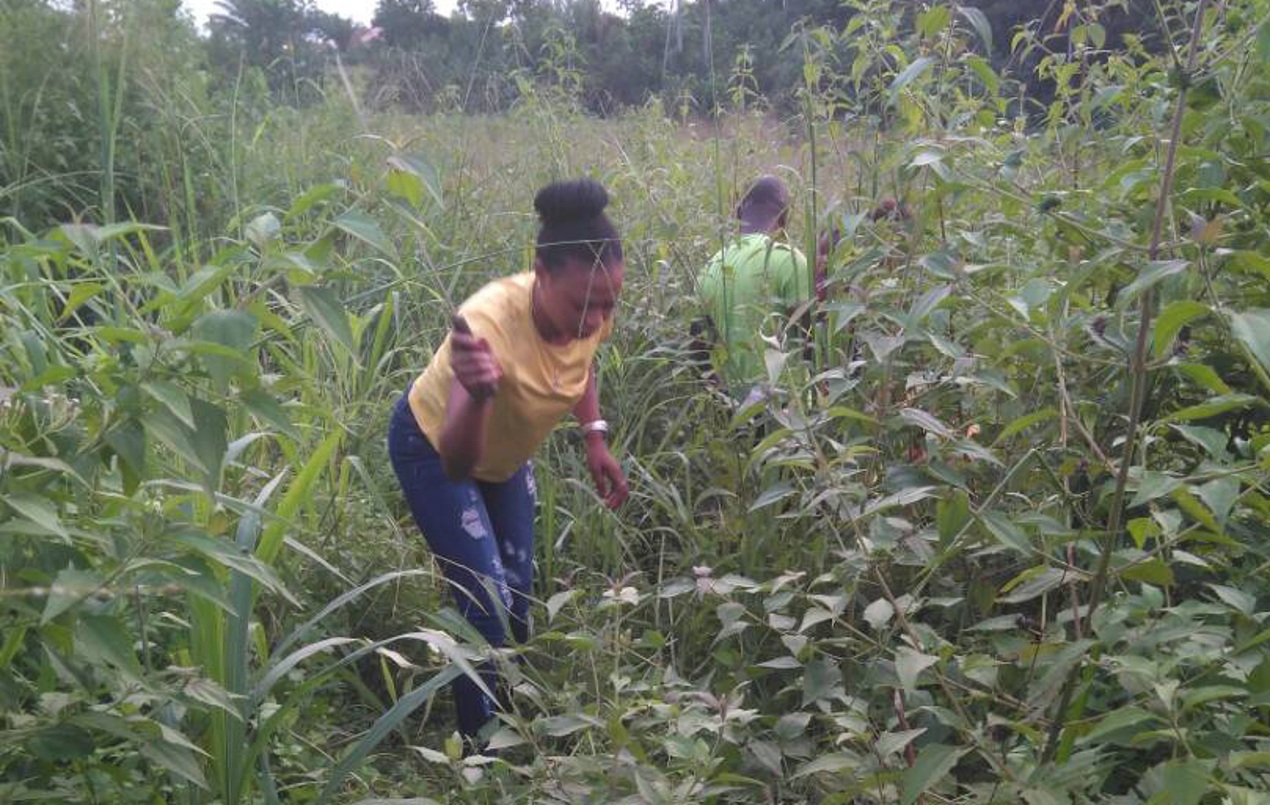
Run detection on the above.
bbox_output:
[3,0,1270,801]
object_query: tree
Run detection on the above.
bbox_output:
[373,0,448,49]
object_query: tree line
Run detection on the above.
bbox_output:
[203,0,1161,113]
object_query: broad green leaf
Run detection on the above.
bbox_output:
[1163,394,1259,423]
[801,657,842,705]
[183,677,243,720]
[484,729,526,753]
[826,405,878,425]
[1079,706,1161,745]
[286,183,342,220]
[91,221,167,242]
[1229,309,1270,376]
[1128,470,1182,508]
[298,286,356,355]
[1229,751,1270,771]
[242,389,299,440]
[901,743,967,805]
[750,482,795,512]
[60,281,106,322]
[387,153,444,208]
[143,381,194,429]
[334,211,395,256]
[1119,559,1174,587]
[889,57,934,105]
[141,739,209,791]
[1023,789,1067,805]
[899,407,952,438]
[546,589,578,623]
[1117,260,1188,306]
[876,728,925,759]
[1170,424,1229,459]
[1178,187,1242,207]
[967,615,1023,632]
[1153,300,1209,359]
[1127,517,1160,549]
[5,491,68,540]
[0,625,26,669]
[42,567,103,623]
[992,407,1058,444]
[895,646,938,693]
[957,5,993,52]
[169,531,293,602]
[905,284,951,326]
[827,300,866,333]
[29,724,95,762]
[999,566,1067,603]
[1173,487,1218,532]
[189,398,228,490]
[1180,686,1246,711]
[792,751,862,778]
[76,615,143,679]
[1158,759,1210,805]
[916,6,950,39]
[863,486,939,516]
[979,511,1033,555]
[799,607,833,633]
[245,212,281,250]
[193,309,259,390]
[386,169,423,208]
[775,712,812,741]
[1197,477,1239,527]
[968,58,1001,100]
[863,598,894,630]
[749,739,783,776]
[937,490,970,544]
[1208,583,1256,616]
[536,714,599,737]
[1174,362,1231,393]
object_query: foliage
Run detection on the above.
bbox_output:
[2,0,1270,802]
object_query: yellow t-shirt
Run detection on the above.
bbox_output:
[408,271,613,482]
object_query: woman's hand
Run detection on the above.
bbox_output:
[584,436,628,509]
[450,314,501,401]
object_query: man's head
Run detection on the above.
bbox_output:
[736,175,791,234]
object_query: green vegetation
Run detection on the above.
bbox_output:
[3,0,1270,802]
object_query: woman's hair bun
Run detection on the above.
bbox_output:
[534,178,609,226]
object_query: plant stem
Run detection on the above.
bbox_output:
[1042,0,1212,767]
[1085,0,1211,628]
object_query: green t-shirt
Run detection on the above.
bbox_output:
[698,232,811,386]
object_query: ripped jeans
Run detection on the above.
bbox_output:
[387,393,535,739]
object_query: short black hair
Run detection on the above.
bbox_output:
[736,175,790,226]
[534,178,623,271]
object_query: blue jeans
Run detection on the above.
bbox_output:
[386,394,536,739]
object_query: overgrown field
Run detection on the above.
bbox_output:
[3,1,1270,802]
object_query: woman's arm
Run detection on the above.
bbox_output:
[438,381,493,480]
[573,364,629,509]
[437,321,502,480]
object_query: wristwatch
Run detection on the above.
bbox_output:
[580,419,610,437]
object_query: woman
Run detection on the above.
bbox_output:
[387,178,628,743]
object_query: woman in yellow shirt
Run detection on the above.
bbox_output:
[387,178,627,745]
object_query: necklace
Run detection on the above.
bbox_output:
[531,282,564,391]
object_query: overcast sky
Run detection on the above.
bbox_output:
[181,0,649,29]
[182,0,458,29]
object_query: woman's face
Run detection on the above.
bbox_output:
[534,257,623,342]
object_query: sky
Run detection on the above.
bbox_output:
[182,0,651,29]
[182,0,458,29]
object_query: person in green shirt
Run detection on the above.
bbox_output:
[696,176,813,401]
